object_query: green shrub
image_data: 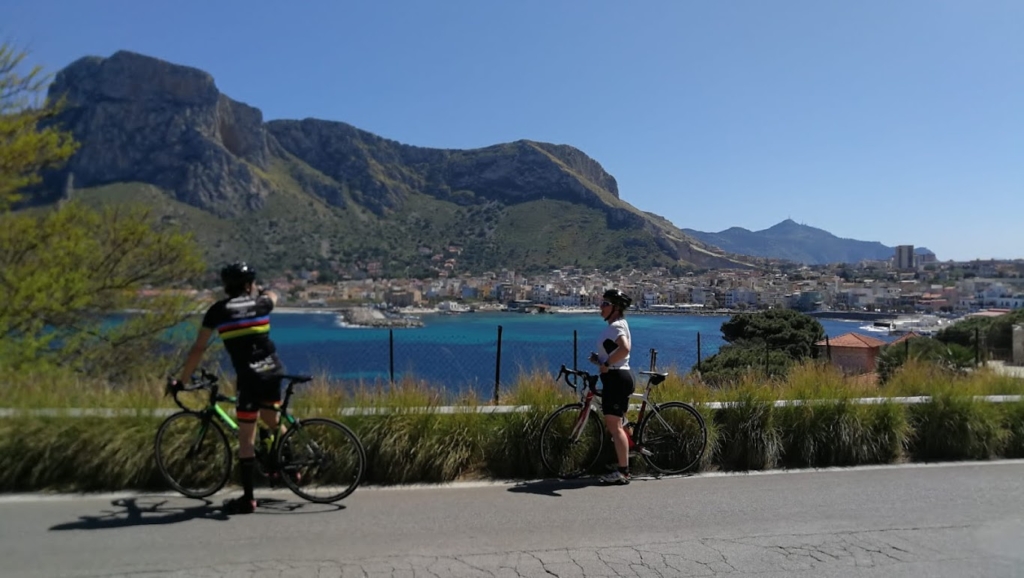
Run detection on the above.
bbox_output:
[1001,401,1024,459]
[714,386,781,471]
[907,393,1007,461]
[778,400,909,468]
[1,359,1021,492]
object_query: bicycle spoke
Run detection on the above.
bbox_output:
[154,412,232,498]
[638,402,707,475]
[277,418,365,503]
[540,404,604,478]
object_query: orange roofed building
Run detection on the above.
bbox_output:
[816,332,888,375]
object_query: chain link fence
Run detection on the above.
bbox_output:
[309,326,759,403]
[279,317,1023,402]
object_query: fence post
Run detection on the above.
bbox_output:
[764,341,770,377]
[696,332,702,372]
[975,327,980,366]
[389,329,395,384]
[649,348,657,372]
[493,325,503,405]
[905,337,910,358]
[573,329,578,373]
[825,334,831,362]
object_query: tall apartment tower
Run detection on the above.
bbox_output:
[895,245,915,270]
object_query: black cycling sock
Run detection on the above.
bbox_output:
[240,456,256,501]
[618,465,629,476]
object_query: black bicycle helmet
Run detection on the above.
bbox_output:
[220,261,256,291]
[602,288,632,309]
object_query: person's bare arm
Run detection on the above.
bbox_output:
[177,327,214,383]
[257,285,278,306]
[602,335,631,370]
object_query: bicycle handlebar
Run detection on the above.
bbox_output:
[165,369,223,410]
[164,370,316,411]
[554,365,600,395]
[553,365,671,397]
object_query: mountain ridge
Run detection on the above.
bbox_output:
[683,218,935,265]
[35,50,754,277]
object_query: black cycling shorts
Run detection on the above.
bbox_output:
[599,369,635,417]
[236,372,283,421]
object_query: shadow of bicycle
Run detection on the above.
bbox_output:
[506,477,603,497]
[254,496,345,515]
[507,472,676,497]
[49,495,344,531]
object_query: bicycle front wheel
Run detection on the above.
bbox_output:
[539,403,604,479]
[154,411,232,498]
[637,401,707,475]
[277,418,366,503]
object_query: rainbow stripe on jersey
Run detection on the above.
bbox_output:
[217,315,270,340]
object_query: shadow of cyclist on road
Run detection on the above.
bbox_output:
[48,495,345,530]
[506,477,604,497]
[49,496,229,531]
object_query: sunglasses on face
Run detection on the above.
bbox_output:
[600,301,612,307]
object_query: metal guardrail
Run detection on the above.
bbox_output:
[1,395,1021,418]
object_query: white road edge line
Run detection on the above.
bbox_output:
[2,394,1022,418]
[2,459,1023,504]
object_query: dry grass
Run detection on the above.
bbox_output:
[2,359,1022,492]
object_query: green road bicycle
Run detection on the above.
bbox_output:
[154,369,366,503]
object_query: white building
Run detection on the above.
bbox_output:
[725,287,758,308]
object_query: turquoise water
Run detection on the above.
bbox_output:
[265,311,872,396]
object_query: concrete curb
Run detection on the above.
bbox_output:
[2,394,1021,418]
[2,458,1023,503]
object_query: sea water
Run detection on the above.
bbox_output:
[264,311,875,397]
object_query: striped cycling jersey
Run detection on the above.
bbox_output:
[217,314,270,340]
[201,293,281,375]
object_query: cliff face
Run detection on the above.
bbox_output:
[264,121,626,216]
[48,51,272,217]
[38,50,752,273]
[47,50,633,221]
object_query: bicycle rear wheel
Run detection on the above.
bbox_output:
[637,401,707,475]
[154,411,232,498]
[539,403,604,478]
[276,418,366,503]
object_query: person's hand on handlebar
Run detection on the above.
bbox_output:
[165,376,184,396]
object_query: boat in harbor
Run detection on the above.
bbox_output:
[438,300,470,314]
[858,314,956,337]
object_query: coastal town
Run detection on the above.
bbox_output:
[254,249,1024,371]
[264,251,1024,322]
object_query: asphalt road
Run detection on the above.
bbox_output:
[1,461,1023,577]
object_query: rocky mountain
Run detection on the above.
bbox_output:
[682,219,935,265]
[37,50,753,277]
[42,52,273,216]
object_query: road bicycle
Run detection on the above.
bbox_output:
[539,364,708,478]
[154,369,366,503]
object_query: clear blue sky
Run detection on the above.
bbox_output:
[7,1,1022,261]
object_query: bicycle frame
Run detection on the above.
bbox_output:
[160,368,365,503]
[545,363,707,478]
[628,373,677,434]
[170,369,305,451]
[556,365,666,447]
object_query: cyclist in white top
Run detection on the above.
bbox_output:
[589,288,634,485]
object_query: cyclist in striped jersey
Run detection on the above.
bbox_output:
[174,261,284,514]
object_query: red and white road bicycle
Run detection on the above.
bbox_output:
[539,364,708,478]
